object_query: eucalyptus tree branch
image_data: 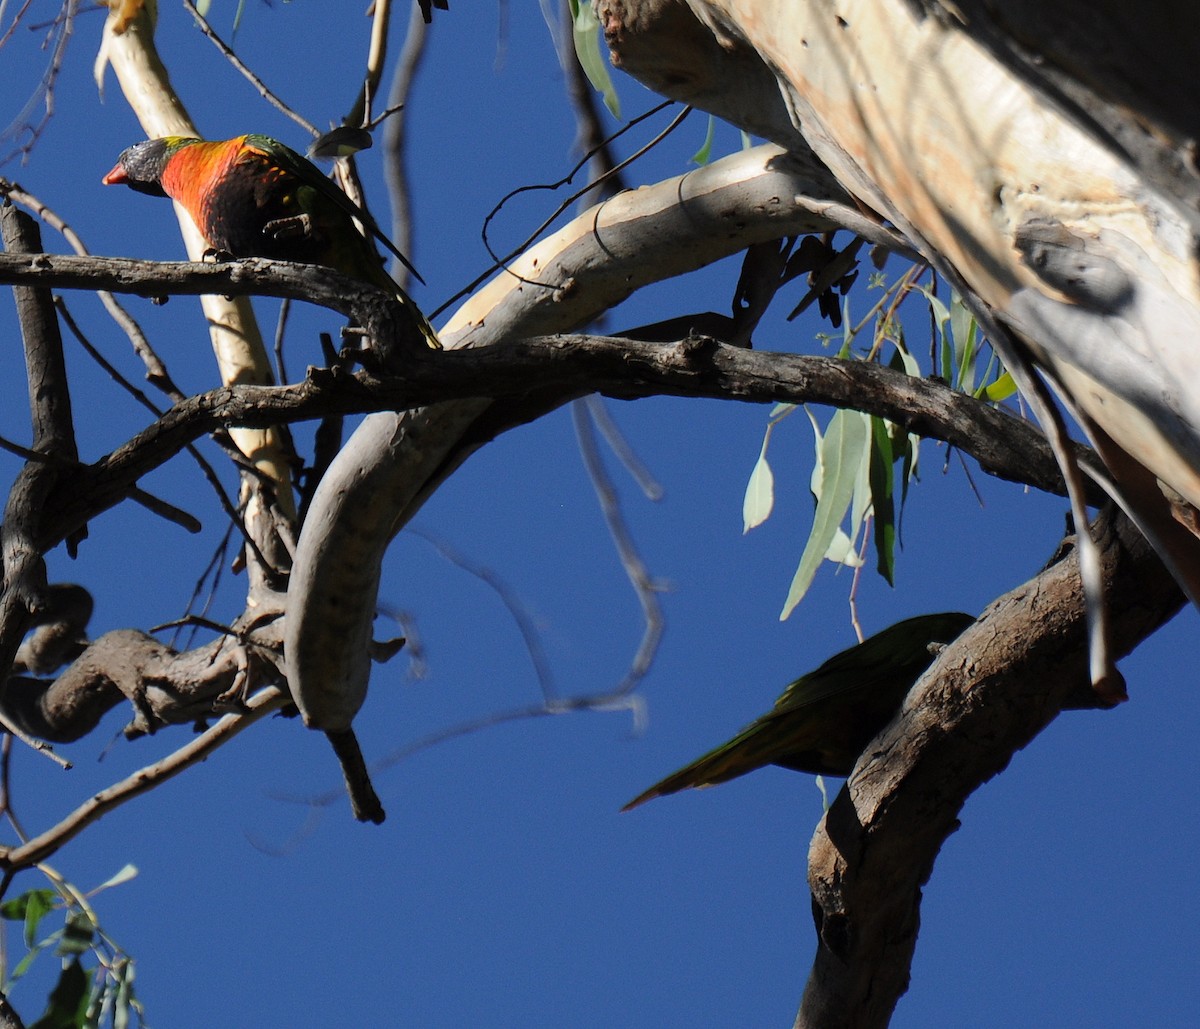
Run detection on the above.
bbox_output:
[800,506,1184,1029]
[0,239,1090,521]
[0,684,288,873]
[181,0,318,137]
[382,0,432,284]
[284,140,908,740]
[0,205,80,768]
[0,315,1097,582]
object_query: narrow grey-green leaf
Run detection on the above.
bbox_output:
[568,0,622,118]
[781,409,870,619]
[743,428,776,533]
[92,864,138,895]
[691,115,716,166]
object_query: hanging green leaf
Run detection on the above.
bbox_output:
[848,410,874,538]
[916,286,953,381]
[870,415,897,585]
[949,292,979,392]
[983,370,1018,402]
[0,889,58,950]
[691,115,716,166]
[568,0,622,118]
[838,296,854,356]
[30,956,88,1029]
[743,427,776,533]
[780,408,870,619]
[889,343,922,513]
[56,912,94,957]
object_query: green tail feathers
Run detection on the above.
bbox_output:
[623,612,974,810]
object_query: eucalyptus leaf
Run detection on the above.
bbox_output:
[691,115,716,166]
[92,864,138,895]
[781,408,869,619]
[824,526,864,567]
[870,416,897,585]
[30,956,88,1029]
[984,370,1018,402]
[743,429,776,533]
[568,0,621,118]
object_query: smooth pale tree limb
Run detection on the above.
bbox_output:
[96,1,296,537]
[284,142,881,749]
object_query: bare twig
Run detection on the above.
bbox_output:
[434,99,677,318]
[412,527,558,700]
[0,0,76,166]
[0,686,288,871]
[584,395,664,501]
[471,104,691,302]
[572,400,665,701]
[180,0,317,138]
[174,524,233,651]
[52,295,266,559]
[382,0,432,286]
[0,178,182,400]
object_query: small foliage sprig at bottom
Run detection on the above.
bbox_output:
[1,864,145,1029]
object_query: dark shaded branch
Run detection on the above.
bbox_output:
[16,331,1088,560]
[0,206,82,762]
[799,507,1184,1028]
[1,604,286,746]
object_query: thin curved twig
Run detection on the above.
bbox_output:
[572,400,666,702]
[410,527,559,701]
[0,686,287,871]
[478,104,691,294]
[180,0,318,138]
[0,178,182,400]
[434,99,678,318]
[51,296,268,566]
[382,0,432,286]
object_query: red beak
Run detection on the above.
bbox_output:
[101,163,127,185]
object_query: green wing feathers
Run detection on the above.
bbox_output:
[623,612,974,810]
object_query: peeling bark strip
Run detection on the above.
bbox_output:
[600,0,1200,593]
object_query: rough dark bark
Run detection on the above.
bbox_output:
[800,508,1183,1027]
[0,206,82,698]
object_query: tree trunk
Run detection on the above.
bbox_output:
[600,0,1200,597]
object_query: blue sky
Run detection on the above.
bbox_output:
[2,4,1198,1027]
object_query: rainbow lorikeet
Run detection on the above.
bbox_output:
[623,611,974,810]
[102,134,439,351]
